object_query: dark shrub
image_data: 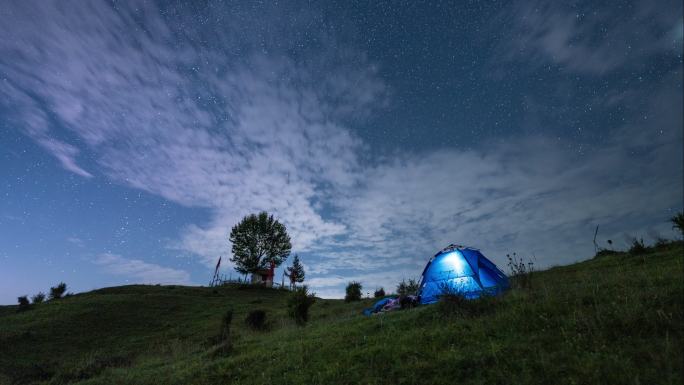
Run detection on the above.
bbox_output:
[670,212,684,237]
[31,292,46,304]
[17,296,30,312]
[400,295,420,309]
[397,279,419,296]
[245,309,267,330]
[213,308,233,355]
[345,281,362,302]
[49,282,67,300]
[654,237,671,249]
[374,287,386,298]
[288,285,316,326]
[628,238,647,255]
[594,249,620,258]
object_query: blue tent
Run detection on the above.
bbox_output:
[418,244,509,304]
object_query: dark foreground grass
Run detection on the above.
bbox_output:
[1,243,682,385]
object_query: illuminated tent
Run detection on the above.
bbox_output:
[418,244,509,304]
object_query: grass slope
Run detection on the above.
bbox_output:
[1,243,682,385]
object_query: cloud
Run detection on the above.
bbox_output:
[94,253,191,284]
[1,1,681,298]
[498,0,683,74]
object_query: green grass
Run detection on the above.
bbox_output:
[1,242,682,385]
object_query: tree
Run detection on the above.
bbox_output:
[397,278,419,296]
[671,212,684,237]
[31,292,46,304]
[49,282,67,300]
[374,287,386,298]
[285,254,305,288]
[229,212,292,275]
[17,296,30,312]
[345,281,362,302]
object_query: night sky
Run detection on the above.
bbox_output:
[1,1,682,303]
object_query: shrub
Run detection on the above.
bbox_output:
[288,285,316,326]
[594,249,620,258]
[670,212,684,237]
[17,296,30,312]
[396,278,419,296]
[31,292,46,304]
[628,238,647,255]
[345,281,362,302]
[373,287,386,298]
[506,252,534,289]
[215,308,233,355]
[654,236,671,249]
[245,309,267,330]
[49,282,67,300]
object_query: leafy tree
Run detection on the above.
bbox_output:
[397,278,419,296]
[374,287,386,298]
[49,282,67,300]
[17,296,30,312]
[345,281,362,302]
[285,254,305,288]
[229,212,292,275]
[31,292,46,304]
[671,212,684,237]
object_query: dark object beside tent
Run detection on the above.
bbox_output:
[418,244,509,304]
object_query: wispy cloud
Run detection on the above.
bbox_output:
[94,253,190,284]
[498,0,683,74]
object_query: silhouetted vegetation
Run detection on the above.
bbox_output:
[671,212,684,237]
[506,252,534,289]
[287,285,316,326]
[214,309,233,355]
[244,309,267,330]
[345,281,362,302]
[628,237,647,255]
[229,212,292,275]
[49,282,67,300]
[396,278,419,296]
[285,254,305,288]
[31,292,45,304]
[373,287,386,298]
[16,296,30,312]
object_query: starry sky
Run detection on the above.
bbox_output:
[1,0,682,304]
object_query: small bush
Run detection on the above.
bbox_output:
[373,287,386,298]
[396,279,419,296]
[345,281,362,302]
[654,237,671,249]
[288,285,316,326]
[17,296,30,312]
[671,212,684,237]
[31,292,46,304]
[214,308,233,355]
[245,309,267,330]
[594,249,621,258]
[628,238,647,255]
[49,282,67,300]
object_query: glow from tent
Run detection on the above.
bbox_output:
[438,251,471,277]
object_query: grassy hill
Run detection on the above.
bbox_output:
[1,242,682,385]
